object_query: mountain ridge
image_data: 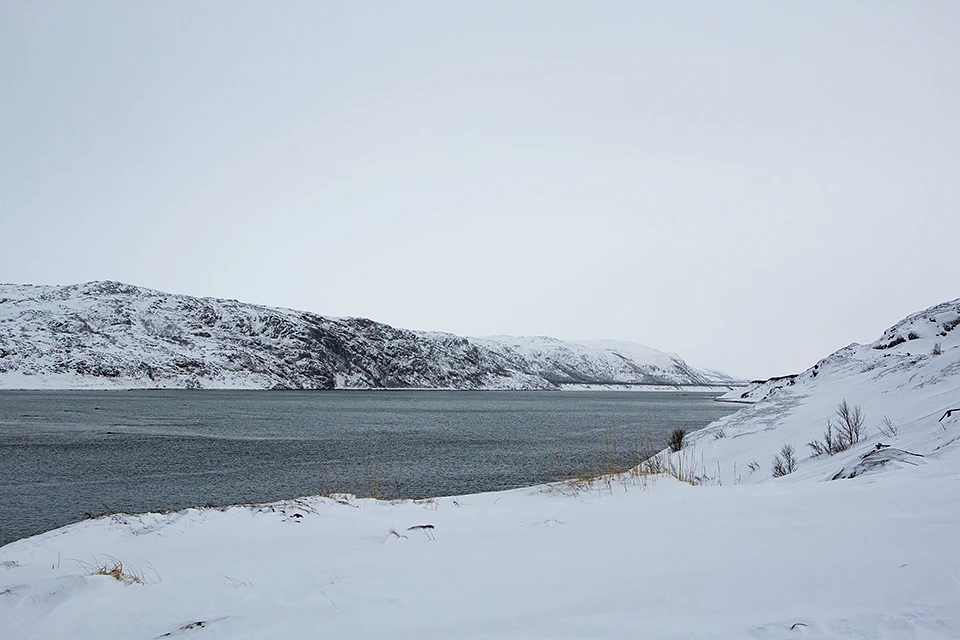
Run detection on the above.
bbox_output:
[0,281,739,391]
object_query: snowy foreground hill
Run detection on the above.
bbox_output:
[0,281,736,390]
[2,300,959,639]
[693,296,960,485]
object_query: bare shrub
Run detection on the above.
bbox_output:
[746,459,761,473]
[667,428,686,452]
[772,444,797,477]
[808,400,865,456]
[835,399,864,446]
[931,342,942,356]
[807,421,837,457]
[879,416,899,438]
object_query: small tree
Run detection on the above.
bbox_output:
[668,428,686,452]
[772,444,797,477]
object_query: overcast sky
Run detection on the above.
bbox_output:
[1,2,958,379]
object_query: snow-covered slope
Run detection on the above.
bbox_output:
[671,297,960,485]
[3,468,958,640]
[0,281,737,390]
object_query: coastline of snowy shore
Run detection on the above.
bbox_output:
[2,298,959,639]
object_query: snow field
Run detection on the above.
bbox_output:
[1,468,957,639]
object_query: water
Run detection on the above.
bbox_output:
[0,390,739,546]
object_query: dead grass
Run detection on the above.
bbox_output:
[540,433,732,497]
[97,560,141,584]
[413,498,438,510]
[407,524,436,540]
[542,436,669,497]
[78,556,154,586]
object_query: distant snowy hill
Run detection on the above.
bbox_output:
[669,297,960,484]
[0,281,738,390]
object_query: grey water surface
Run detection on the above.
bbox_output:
[0,390,739,546]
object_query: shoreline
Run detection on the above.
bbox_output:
[0,381,745,393]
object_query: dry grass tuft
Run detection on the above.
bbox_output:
[80,556,153,585]
[539,431,730,497]
[94,560,142,584]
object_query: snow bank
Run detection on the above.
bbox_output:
[2,466,958,639]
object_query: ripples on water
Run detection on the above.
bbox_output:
[0,390,739,546]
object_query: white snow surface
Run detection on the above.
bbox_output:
[0,281,737,390]
[700,297,960,485]
[2,297,960,638]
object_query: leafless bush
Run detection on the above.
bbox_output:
[772,444,797,477]
[746,459,761,473]
[807,421,837,457]
[878,416,899,438]
[808,400,864,456]
[931,342,942,356]
[836,399,865,446]
[668,428,686,452]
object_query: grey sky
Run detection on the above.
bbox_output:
[1,2,958,379]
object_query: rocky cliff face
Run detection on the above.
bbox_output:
[0,281,737,390]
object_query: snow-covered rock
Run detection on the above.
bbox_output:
[0,281,738,390]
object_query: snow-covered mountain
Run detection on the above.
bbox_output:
[668,297,960,485]
[0,281,737,390]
